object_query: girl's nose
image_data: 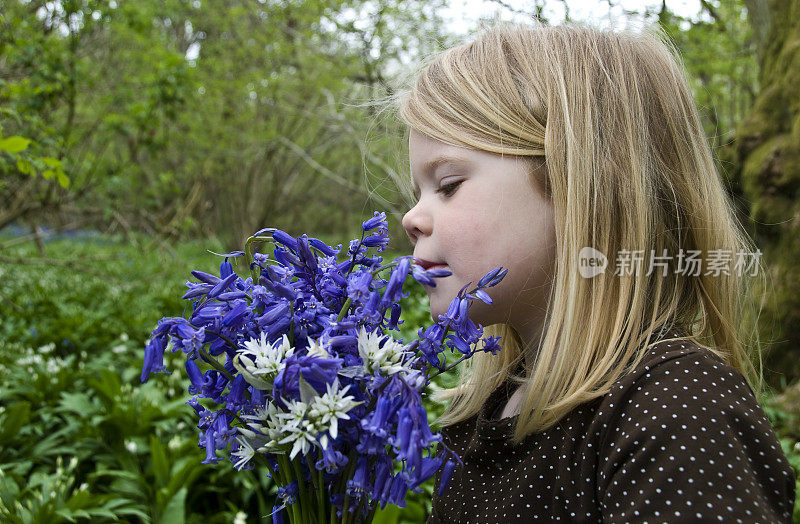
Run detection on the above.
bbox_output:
[402,202,431,244]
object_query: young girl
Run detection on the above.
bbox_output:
[397,23,795,522]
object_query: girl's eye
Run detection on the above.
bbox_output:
[436,180,462,197]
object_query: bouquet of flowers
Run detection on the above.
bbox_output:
[140,211,506,523]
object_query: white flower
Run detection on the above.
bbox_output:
[233,511,248,524]
[274,399,320,460]
[242,403,284,452]
[307,379,361,448]
[306,338,330,358]
[233,333,294,389]
[231,435,256,470]
[357,327,412,376]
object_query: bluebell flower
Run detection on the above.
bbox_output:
[346,270,372,302]
[272,230,299,252]
[220,259,235,279]
[191,270,221,285]
[308,237,338,257]
[362,233,389,251]
[294,235,317,272]
[273,247,302,271]
[256,300,290,327]
[345,455,371,498]
[482,335,502,355]
[208,273,239,299]
[381,257,410,308]
[386,473,408,507]
[182,282,212,300]
[410,264,451,287]
[408,455,443,491]
[372,455,393,507]
[359,395,397,440]
[478,266,508,287]
[141,212,510,519]
[273,353,343,401]
[185,359,206,394]
[438,458,457,496]
[141,333,169,382]
[316,447,348,473]
[361,211,387,232]
[202,426,221,464]
[226,374,247,408]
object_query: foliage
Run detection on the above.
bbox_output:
[0,0,448,246]
[657,0,758,150]
[0,233,455,522]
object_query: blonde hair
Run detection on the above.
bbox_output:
[396,23,764,443]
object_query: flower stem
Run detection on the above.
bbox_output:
[365,503,378,523]
[292,457,311,524]
[315,450,326,524]
[342,492,351,524]
[244,233,275,283]
[337,298,352,322]
[428,353,471,381]
[197,348,235,383]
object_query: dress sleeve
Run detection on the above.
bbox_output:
[596,348,795,523]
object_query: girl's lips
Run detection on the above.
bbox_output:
[415,258,448,271]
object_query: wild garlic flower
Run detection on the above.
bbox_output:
[307,379,361,449]
[242,403,284,453]
[357,327,412,376]
[275,399,321,460]
[231,435,256,470]
[306,338,330,358]
[234,333,294,389]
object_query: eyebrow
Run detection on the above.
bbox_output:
[411,155,471,200]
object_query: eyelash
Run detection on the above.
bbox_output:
[436,180,462,197]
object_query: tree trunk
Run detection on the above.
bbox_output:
[731,0,800,384]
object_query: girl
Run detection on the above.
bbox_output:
[397,23,795,522]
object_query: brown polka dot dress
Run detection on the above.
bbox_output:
[427,329,796,523]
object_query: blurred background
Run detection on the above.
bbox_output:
[1,0,798,522]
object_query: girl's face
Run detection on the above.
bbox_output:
[402,130,557,341]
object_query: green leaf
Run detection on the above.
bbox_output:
[42,169,55,179]
[298,372,319,404]
[56,171,70,188]
[0,475,20,510]
[59,392,98,415]
[87,369,122,405]
[0,402,31,445]
[40,157,62,168]
[0,136,31,153]
[160,486,186,523]
[149,435,169,487]
[16,158,32,175]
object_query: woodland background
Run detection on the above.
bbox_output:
[1,0,799,522]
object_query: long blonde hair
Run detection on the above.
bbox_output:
[396,23,764,443]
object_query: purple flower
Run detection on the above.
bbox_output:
[140,212,510,518]
[141,333,169,382]
[381,257,410,308]
[273,353,343,401]
[346,455,371,498]
[362,211,387,232]
[438,459,457,495]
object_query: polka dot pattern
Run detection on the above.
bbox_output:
[427,328,796,523]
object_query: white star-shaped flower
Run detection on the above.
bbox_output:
[233,333,294,389]
[357,327,412,376]
[307,379,362,448]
